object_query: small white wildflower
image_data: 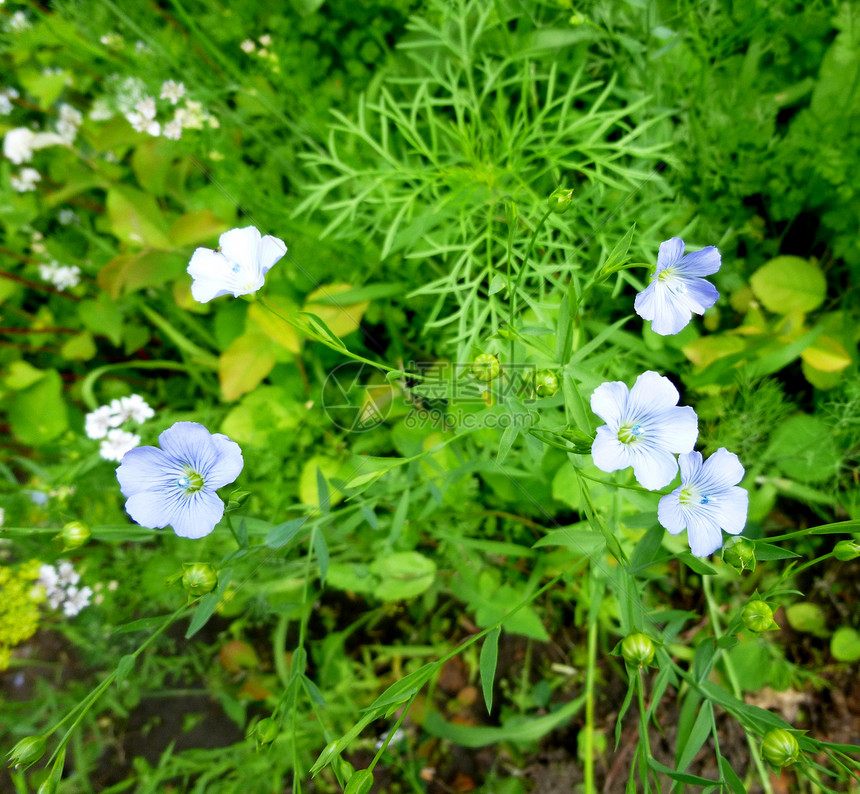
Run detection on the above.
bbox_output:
[94,593,104,605]
[240,39,255,53]
[114,394,155,424]
[136,97,157,120]
[99,428,140,462]
[0,95,12,116]
[53,265,81,290]
[10,167,40,192]
[63,585,93,616]
[0,506,4,527]
[160,80,185,105]
[126,111,161,136]
[3,127,64,164]
[9,11,30,31]
[99,32,123,48]
[38,564,60,594]
[89,98,113,121]
[5,88,19,99]
[58,208,79,225]
[85,405,115,439]
[258,34,272,47]
[56,103,83,143]
[107,580,118,591]
[134,40,149,52]
[162,118,182,140]
[57,561,80,587]
[48,588,65,609]
[258,49,269,59]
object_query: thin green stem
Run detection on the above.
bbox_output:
[583,619,597,793]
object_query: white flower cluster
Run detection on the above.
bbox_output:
[10,167,40,192]
[0,87,18,116]
[85,394,155,462]
[38,262,81,291]
[8,11,30,32]
[123,81,216,141]
[56,103,83,144]
[37,561,92,617]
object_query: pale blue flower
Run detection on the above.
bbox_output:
[634,237,721,335]
[116,421,243,539]
[187,226,287,303]
[591,371,698,490]
[658,448,748,557]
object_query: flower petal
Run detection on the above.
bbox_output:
[187,248,234,303]
[124,490,173,529]
[158,421,224,475]
[259,234,288,275]
[685,511,725,557]
[629,445,678,490]
[647,283,694,335]
[710,486,749,535]
[590,381,630,427]
[658,491,686,535]
[677,246,721,277]
[656,238,685,274]
[218,226,262,271]
[678,450,704,483]
[170,490,224,539]
[677,277,719,314]
[698,448,745,491]
[116,446,173,497]
[627,371,680,418]
[206,433,244,488]
[591,426,632,474]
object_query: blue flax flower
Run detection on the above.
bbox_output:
[591,371,698,490]
[634,237,721,335]
[116,422,243,539]
[658,448,748,557]
[187,226,287,303]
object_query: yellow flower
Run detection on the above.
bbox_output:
[0,563,44,671]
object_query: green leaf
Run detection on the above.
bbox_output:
[314,529,329,585]
[265,517,309,550]
[218,330,278,401]
[8,369,68,445]
[131,138,174,197]
[365,663,437,713]
[169,209,231,247]
[479,627,501,715]
[647,758,718,787]
[107,185,171,248]
[830,627,860,662]
[79,292,123,346]
[116,654,135,686]
[767,414,840,484]
[719,756,748,794]
[370,552,436,601]
[676,700,714,773]
[97,250,187,298]
[186,571,233,639]
[614,674,637,749]
[750,256,826,314]
[677,553,717,576]
[692,639,718,684]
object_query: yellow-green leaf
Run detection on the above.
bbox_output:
[107,186,171,249]
[749,256,826,314]
[247,297,300,354]
[218,330,278,401]
[169,210,230,247]
[302,283,369,338]
[800,334,852,372]
[682,334,746,368]
[98,251,187,298]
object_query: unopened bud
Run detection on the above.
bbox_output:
[722,537,756,573]
[621,632,655,668]
[255,717,279,745]
[181,563,218,596]
[7,735,47,769]
[57,521,90,550]
[532,369,559,399]
[548,187,574,214]
[834,540,860,562]
[344,769,374,794]
[761,729,801,767]
[559,427,595,454]
[472,353,500,382]
[226,490,251,511]
[742,600,778,633]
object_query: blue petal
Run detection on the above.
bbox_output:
[158,422,220,475]
[207,433,244,488]
[696,448,745,491]
[678,450,704,483]
[591,426,633,474]
[710,486,749,536]
[685,511,724,557]
[647,405,698,454]
[656,238,685,274]
[629,445,678,490]
[125,489,175,529]
[677,246,721,277]
[187,248,235,303]
[677,277,719,314]
[170,490,225,539]
[627,371,680,418]
[658,490,686,535]
[116,446,176,497]
[590,381,630,427]
[633,282,658,322]
[259,234,288,275]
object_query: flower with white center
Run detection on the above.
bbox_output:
[240,39,255,53]
[187,226,287,303]
[99,428,140,462]
[162,118,182,140]
[160,80,185,104]
[10,167,40,192]
[58,208,79,225]
[109,394,155,425]
[3,127,64,164]
[116,421,244,539]
[85,405,116,439]
[63,585,92,616]
[658,448,749,557]
[634,238,721,336]
[57,561,79,587]
[590,371,698,490]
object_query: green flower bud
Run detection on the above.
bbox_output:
[742,600,778,633]
[494,326,517,341]
[181,563,218,596]
[621,632,655,668]
[547,187,575,214]
[7,735,47,769]
[722,537,756,573]
[37,781,58,794]
[834,540,860,561]
[226,490,251,512]
[761,729,801,767]
[472,353,500,382]
[559,427,595,454]
[255,717,279,746]
[57,520,90,550]
[344,769,374,794]
[533,369,559,399]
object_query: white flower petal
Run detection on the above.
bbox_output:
[630,445,678,490]
[590,380,630,427]
[170,490,224,539]
[658,491,686,535]
[686,511,725,557]
[258,234,288,274]
[218,226,262,270]
[591,426,632,474]
[710,486,749,535]
[125,491,172,529]
[627,371,680,418]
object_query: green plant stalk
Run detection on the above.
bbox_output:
[45,604,189,767]
[634,669,654,794]
[584,619,597,793]
[702,577,774,794]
